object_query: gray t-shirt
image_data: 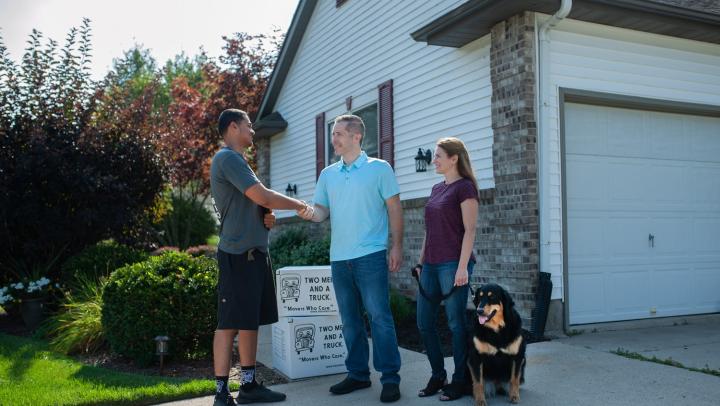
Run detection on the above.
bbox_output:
[210,147,269,254]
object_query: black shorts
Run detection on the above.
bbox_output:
[216,248,278,330]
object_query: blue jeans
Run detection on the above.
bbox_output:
[331,249,401,384]
[416,260,474,384]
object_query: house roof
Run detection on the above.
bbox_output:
[255,0,720,136]
[412,0,720,47]
[253,0,317,137]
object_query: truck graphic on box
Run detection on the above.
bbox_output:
[294,324,315,354]
[280,274,301,303]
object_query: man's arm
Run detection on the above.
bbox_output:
[386,194,403,273]
[298,204,329,222]
[245,183,307,211]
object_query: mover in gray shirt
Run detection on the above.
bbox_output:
[211,108,308,406]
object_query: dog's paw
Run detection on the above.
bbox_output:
[509,393,520,403]
[475,400,488,406]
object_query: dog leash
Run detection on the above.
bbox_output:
[411,264,460,304]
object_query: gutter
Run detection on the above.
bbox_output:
[536,0,572,329]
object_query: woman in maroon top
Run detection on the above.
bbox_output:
[415,137,479,401]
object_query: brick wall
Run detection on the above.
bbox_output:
[254,137,271,186]
[480,11,540,327]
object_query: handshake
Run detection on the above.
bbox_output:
[296,201,315,221]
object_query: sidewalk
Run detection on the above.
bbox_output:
[160,321,720,406]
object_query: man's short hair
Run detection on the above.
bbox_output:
[334,114,365,142]
[218,109,249,136]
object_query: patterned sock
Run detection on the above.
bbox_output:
[240,365,256,387]
[215,375,230,396]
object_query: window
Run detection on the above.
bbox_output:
[326,104,378,164]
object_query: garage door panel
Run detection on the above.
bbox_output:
[565,104,607,155]
[568,271,605,323]
[652,216,692,256]
[606,216,649,258]
[606,109,648,157]
[566,102,720,324]
[694,267,720,309]
[693,218,720,255]
[649,114,689,160]
[606,161,648,205]
[607,268,653,313]
[645,164,688,205]
[566,158,605,205]
[690,166,720,205]
[652,267,697,311]
[567,216,605,260]
[689,118,720,160]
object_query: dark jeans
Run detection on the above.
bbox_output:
[416,260,474,384]
[331,249,401,385]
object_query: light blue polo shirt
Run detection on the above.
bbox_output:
[313,151,400,262]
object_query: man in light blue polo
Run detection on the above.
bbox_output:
[299,114,403,403]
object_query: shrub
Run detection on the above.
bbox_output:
[60,240,149,286]
[389,289,413,323]
[101,251,217,365]
[155,192,217,250]
[269,228,330,271]
[269,228,306,270]
[46,276,106,354]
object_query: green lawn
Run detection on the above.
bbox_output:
[0,333,230,405]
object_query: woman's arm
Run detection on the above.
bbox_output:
[455,198,479,286]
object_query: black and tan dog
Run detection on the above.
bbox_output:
[467,283,526,405]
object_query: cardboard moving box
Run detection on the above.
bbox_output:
[276,266,338,317]
[272,315,347,379]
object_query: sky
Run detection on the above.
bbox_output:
[0,0,299,79]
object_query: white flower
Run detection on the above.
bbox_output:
[13,283,24,290]
[0,287,7,294]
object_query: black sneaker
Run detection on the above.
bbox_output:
[329,377,372,394]
[380,383,401,403]
[213,392,237,406]
[236,381,286,404]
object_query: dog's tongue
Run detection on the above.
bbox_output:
[478,315,488,325]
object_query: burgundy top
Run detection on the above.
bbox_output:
[423,178,479,264]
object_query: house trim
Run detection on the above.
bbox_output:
[412,0,720,48]
[253,111,288,138]
[558,87,720,330]
[256,0,318,123]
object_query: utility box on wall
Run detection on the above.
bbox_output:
[276,266,338,317]
[271,315,347,379]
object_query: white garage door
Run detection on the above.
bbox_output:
[566,102,720,324]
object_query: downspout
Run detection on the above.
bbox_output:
[536,0,571,331]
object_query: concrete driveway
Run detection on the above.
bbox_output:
[161,316,720,406]
[557,314,720,371]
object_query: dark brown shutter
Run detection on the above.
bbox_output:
[315,112,326,179]
[378,79,394,167]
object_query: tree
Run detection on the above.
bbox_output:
[150,31,282,250]
[156,31,283,197]
[0,20,164,280]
